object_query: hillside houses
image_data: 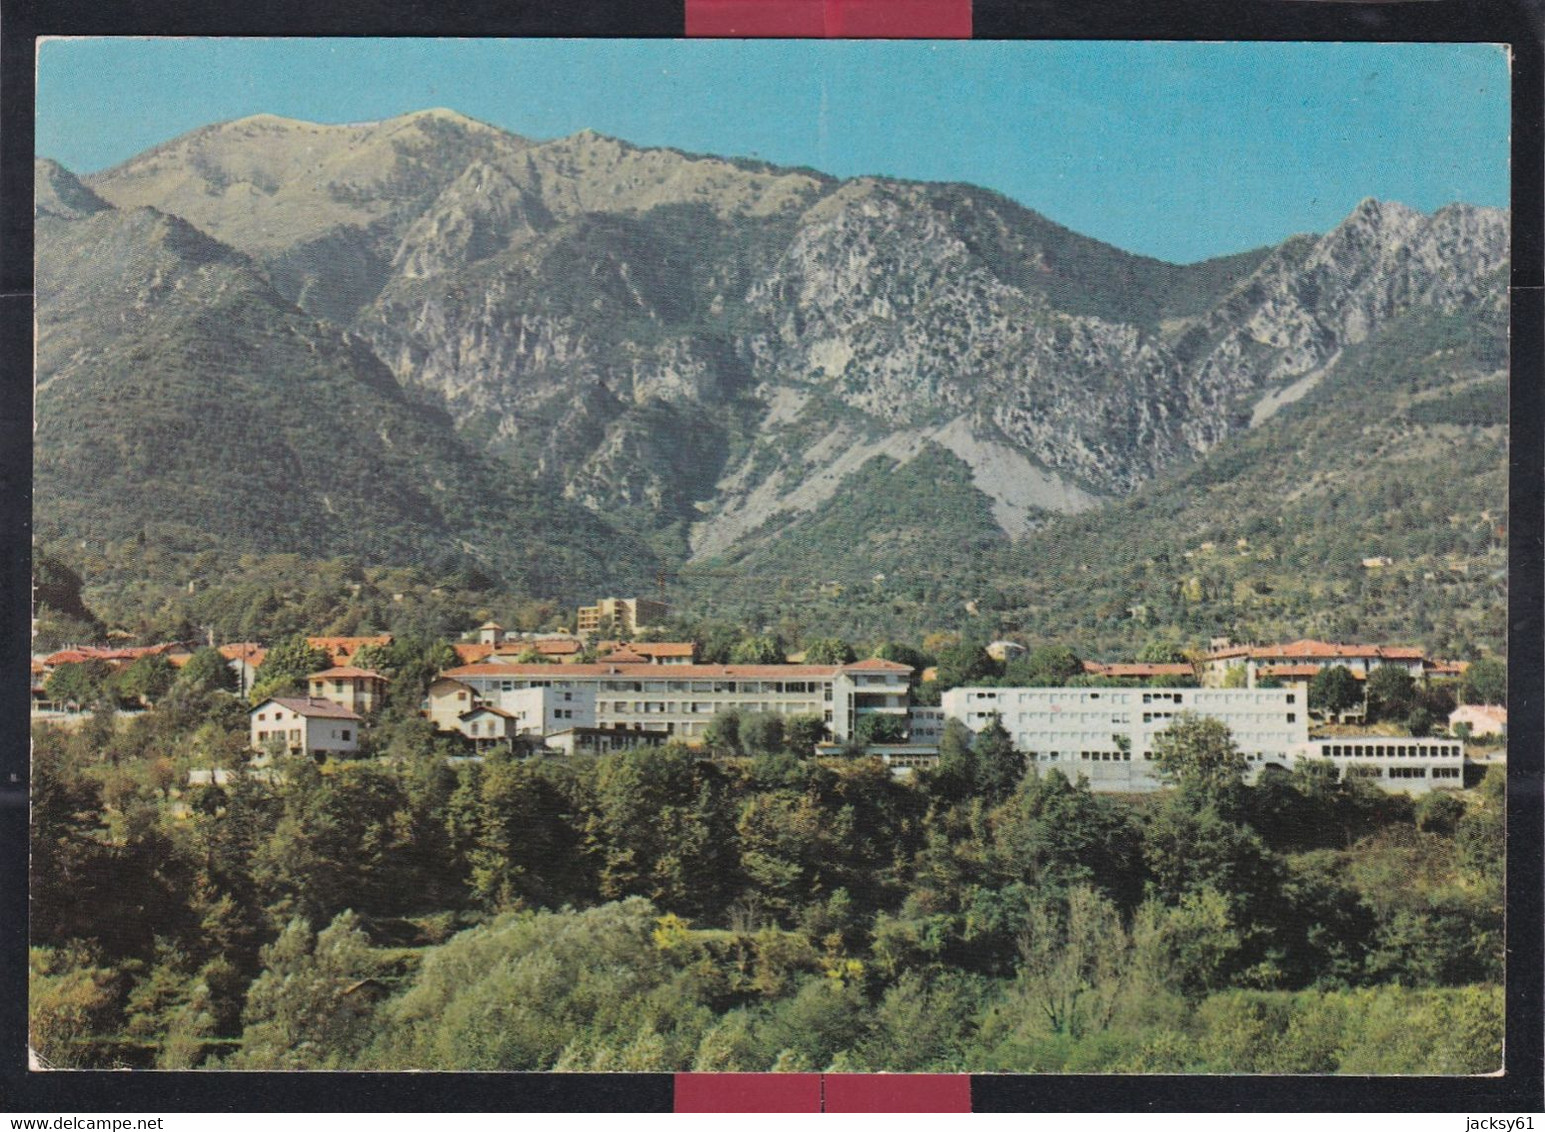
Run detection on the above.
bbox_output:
[1201,639,1446,688]
[31,625,1494,797]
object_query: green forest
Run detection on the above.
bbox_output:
[31,655,1504,1074]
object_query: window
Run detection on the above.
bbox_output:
[1287,714,1296,723]
[257,713,266,721]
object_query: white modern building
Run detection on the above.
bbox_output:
[1295,737,1466,794]
[941,685,1465,795]
[942,685,1309,793]
[435,658,913,742]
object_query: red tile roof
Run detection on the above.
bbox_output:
[843,658,914,673]
[1207,639,1430,663]
[599,640,695,658]
[307,636,391,661]
[443,662,848,680]
[533,639,583,655]
[461,705,516,720]
[1084,662,1194,678]
[309,666,386,680]
[45,642,197,666]
[257,696,363,720]
[1257,664,1364,680]
[220,643,268,665]
[452,643,494,664]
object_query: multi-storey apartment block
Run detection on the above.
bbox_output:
[576,597,669,636]
[435,657,913,742]
[942,685,1309,793]
[941,686,1465,794]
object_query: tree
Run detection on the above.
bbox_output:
[935,642,996,691]
[695,623,743,665]
[930,719,979,802]
[802,638,856,665]
[1150,713,1247,804]
[854,713,906,747]
[1020,645,1083,686]
[972,715,1025,802]
[44,660,113,710]
[702,709,743,756]
[229,911,381,1070]
[784,714,828,754]
[174,647,237,697]
[874,642,932,675]
[116,653,176,706]
[740,712,786,757]
[1461,657,1506,706]
[1013,885,1128,1038]
[731,635,786,665]
[250,635,330,702]
[1137,640,1188,664]
[1365,666,1417,723]
[1309,665,1361,719]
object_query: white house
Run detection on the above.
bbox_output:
[250,697,362,759]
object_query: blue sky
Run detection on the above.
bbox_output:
[36,38,1509,263]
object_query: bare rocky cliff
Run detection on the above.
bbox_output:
[75,111,1509,571]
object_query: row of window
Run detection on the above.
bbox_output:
[603,700,815,716]
[1320,743,1462,759]
[592,680,830,695]
[1344,765,1461,780]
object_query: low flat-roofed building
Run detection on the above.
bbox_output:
[1293,737,1466,794]
[545,726,670,758]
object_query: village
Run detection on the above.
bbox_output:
[31,594,1507,797]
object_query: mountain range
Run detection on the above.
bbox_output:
[34,110,1509,645]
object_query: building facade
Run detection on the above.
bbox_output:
[941,685,1464,795]
[250,697,361,759]
[307,666,387,715]
[576,597,669,636]
[1295,737,1465,794]
[436,658,913,742]
[424,676,596,739]
[942,685,1309,793]
[1201,640,1428,688]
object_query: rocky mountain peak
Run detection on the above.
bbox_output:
[35,158,111,220]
